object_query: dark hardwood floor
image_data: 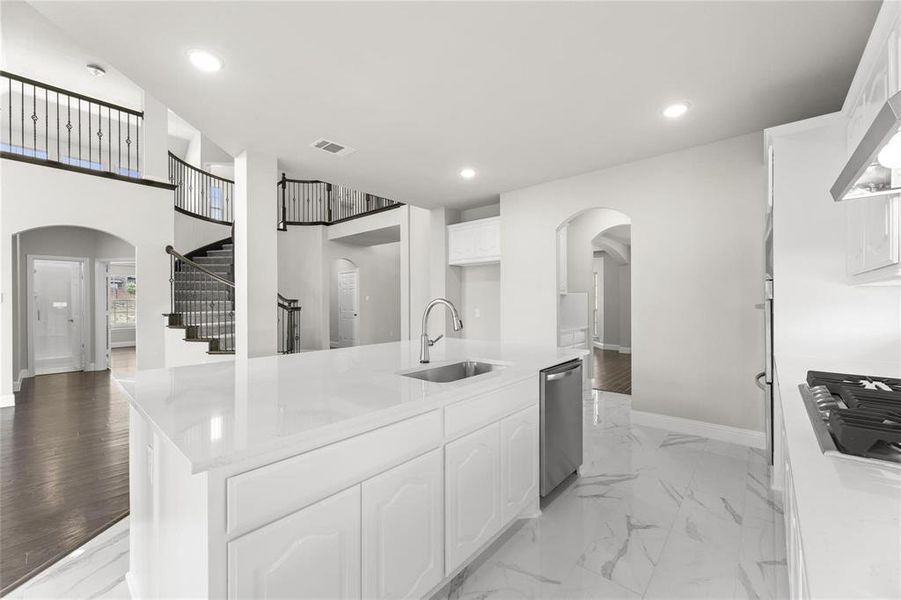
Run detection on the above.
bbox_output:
[0,348,134,595]
[593,347,632,394]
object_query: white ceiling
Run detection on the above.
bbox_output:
[0,1,143,110]
[26,1,880,209]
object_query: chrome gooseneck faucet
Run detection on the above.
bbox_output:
[420,298,463,363]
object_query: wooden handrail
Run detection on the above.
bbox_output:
[165,245,234,287]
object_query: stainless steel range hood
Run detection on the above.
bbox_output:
[831,90,901,202]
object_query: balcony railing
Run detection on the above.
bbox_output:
[277,173,402,228]
[277,294,301,354]
[169,152,234,225]
[1,71,144,180]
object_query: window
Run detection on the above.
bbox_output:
[109,275,136,328]
[63,156,104,170]
[1,143,48,159]
[210,185,223,220]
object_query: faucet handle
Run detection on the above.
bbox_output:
[428,334,444,346]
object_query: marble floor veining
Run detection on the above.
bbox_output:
[2,391,787,600]
[437,392,787,600]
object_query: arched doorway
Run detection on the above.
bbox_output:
[556,208,632,394]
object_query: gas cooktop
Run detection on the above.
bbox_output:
[800,370,901,467]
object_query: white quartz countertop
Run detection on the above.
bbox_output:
[775,352,901,599]
[123,339,585,473]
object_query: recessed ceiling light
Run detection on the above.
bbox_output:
[188,49,223,73]
[86,64,106,77]
[460,168,476,179]
[663,102,690,119]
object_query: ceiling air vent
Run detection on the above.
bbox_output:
[310,137,356,157]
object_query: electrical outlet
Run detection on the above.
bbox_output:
[474,308,481,318]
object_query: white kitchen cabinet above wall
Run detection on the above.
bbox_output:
[843,2,901,284]
[448,217,500,266]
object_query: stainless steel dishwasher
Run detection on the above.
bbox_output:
[540,358,583,497]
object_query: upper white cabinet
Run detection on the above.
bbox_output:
[843,11,901,283]
[362,450,444,600]
[228,486,362,600]
[448,217,500,266]
[445,422,501,573]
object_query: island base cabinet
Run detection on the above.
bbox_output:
[227,486,361,600]
[362,449,444,599]
[445,422,502,574]
[500,406,539,523]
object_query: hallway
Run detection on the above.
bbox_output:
[593,347,632,395]
[0,349,134,595]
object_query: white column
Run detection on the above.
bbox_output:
[234,150,278,358]
[141,93,168,183]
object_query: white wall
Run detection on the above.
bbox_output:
[174,211,231,254]
[500,132,766,431]
[278,226,328,351]
[234,151,278,359]
[770,116,901,367]
[1,158,174,404]
[594,252,631,350]
[327,243,401,346]
[459,264,500,341]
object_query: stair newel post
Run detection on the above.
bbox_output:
[279,172,287,230]
[326,182,333,223]
[168,248,175,320]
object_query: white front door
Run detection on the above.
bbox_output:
[337,270,359,347]
[32,258,84,375]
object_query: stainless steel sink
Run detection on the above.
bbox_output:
[402,361,503,383]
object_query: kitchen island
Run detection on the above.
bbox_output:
[124,339,586,599]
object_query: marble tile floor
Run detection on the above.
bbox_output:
[2,391,787,600]
[436,392,788,600]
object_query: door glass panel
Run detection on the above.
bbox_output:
[33,259,82,374]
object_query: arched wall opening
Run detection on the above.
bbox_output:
[9,226,136,384]
[555,207,632,395]
[1,158,175,404]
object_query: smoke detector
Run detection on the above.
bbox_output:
[310,138,356,157]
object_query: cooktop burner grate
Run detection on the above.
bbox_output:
[804,370,901,466]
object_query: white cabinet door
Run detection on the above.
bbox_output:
[864,195,900,271]
[362,450,444,600]
[228,486,361,600]
[447,217,500,266]
[500,406,539,523]
[445,422,501,573]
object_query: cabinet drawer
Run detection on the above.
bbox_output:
[444,378,537,441]
[227,410,442,535]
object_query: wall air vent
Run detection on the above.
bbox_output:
[310,138,356,157]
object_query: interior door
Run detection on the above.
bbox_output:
[337,270,359,347]
[32,258,84,375]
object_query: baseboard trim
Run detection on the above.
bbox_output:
[631,409,765,449]
[13,369,28,392]
[618,346,632,354]
[0,393,14,408]
[593,341,621,351]
[111,341,136,349]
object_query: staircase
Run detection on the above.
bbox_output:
[165,240,235,355]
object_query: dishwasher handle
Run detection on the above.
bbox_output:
[547,369,578,381]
